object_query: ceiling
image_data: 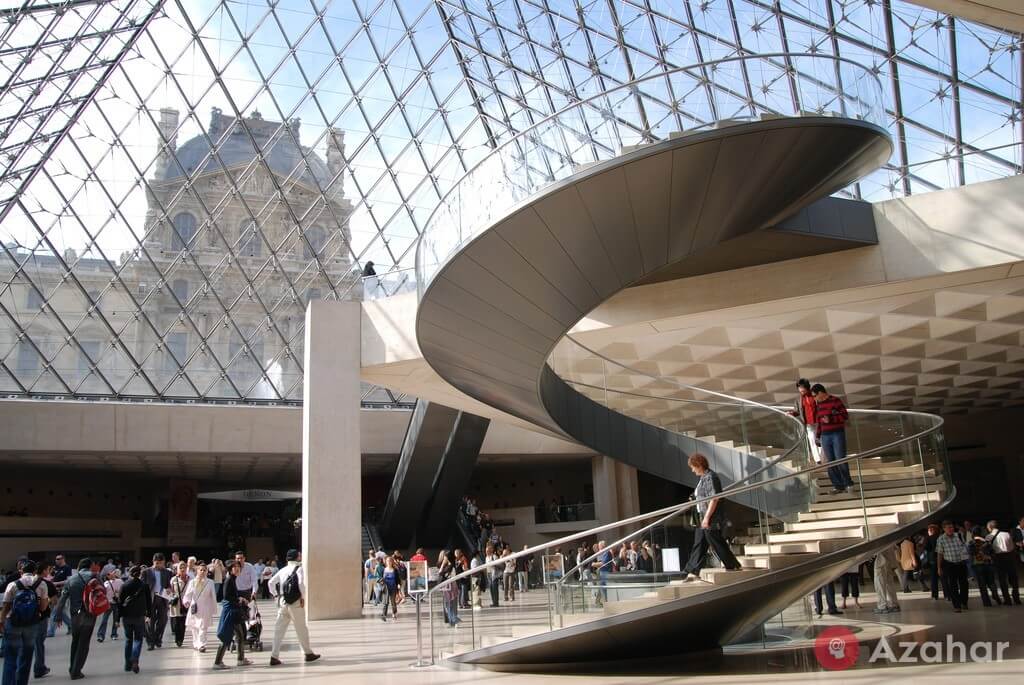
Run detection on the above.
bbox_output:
[560,274,1024,419]
[1,0,1021,405]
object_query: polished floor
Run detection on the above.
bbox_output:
[14,586,1024,683]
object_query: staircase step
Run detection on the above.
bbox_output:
[817,464,933,477]
[603,597,664,615]
[766,527,866,543]
[655,583,712,601]
[743,538,847,555]
[738,553,816,570]
[800,501,928,520]
[814,477,934,492]
[785,512,914,531]
[557,612,601,628]
[816,484,945,502]
[769,522,901,543]
[809,491,940,511]
[699,568,766,585]
[813,469,934,485]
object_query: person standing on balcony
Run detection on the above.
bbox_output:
[789,378,822,463]
[937,520,970,613]
[682,454,741,582]
[812,384,855,494]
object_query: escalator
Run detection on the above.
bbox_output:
[378,400,490,550]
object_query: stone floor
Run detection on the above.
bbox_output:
[15,586,1024,683]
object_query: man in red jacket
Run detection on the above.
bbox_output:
[812,384,855,494]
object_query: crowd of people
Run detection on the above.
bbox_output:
[0,548,319,682]
[810,517,1024,617]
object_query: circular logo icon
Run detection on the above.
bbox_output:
[814,625,860,671]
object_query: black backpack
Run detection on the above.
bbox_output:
[282,567,302,605]
[120,583,145,613]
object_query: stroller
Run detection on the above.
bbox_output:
[245,600,264,651]
[230,600,264,652]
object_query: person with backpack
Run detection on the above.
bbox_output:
[31,561,58,680]
[267,549,319,666]
[183,563,216,652]
[96,568,122,643]
[116,565,152,674]
[53,558,104,680]
[0,559,49,685]
[970,525,1001,607]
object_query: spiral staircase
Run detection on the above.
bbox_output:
[409,56,954,667]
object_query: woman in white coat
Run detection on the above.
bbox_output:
[183,564,218,652]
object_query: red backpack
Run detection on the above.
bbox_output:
[83,577,110,617]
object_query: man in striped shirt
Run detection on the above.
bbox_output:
[812,384,855,494]
[936,519,970,612]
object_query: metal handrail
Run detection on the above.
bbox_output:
[414,51,885,294]
[553,406,936,590]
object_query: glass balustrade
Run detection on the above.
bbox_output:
[414,402,949,665]
[415,53,887,299]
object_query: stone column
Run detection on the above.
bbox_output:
[591,455,641,540]
[302,300,361,619]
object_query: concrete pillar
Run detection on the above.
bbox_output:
[302,300,361,619]
[592,455,618,525]
[592,455,641,538]
[614,461,640,521]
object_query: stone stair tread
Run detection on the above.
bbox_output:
[738,553,816,570]
[699,568,766,584]
[766,527,866,543]
[809,491,940,511]
[743,538,847,555]
[784,513,907,531]
[800,501,927,520]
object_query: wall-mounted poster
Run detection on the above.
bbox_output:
[407,559,428,594]
[542,553,564,584]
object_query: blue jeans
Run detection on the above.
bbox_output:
[46,606,70,638]
[97,606,119,640]
[820,430,853,489]
[122,618,145,669]
[32,620,47,678]
[2,621,38,685]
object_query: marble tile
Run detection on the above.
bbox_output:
[22,586,1024,683]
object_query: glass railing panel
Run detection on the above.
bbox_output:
[417,411,947,665]
[359,266,417,301]
[550,335,804,473]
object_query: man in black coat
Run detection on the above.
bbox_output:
[140,553,172,650]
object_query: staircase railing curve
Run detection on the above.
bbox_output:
[414,52,886,295]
